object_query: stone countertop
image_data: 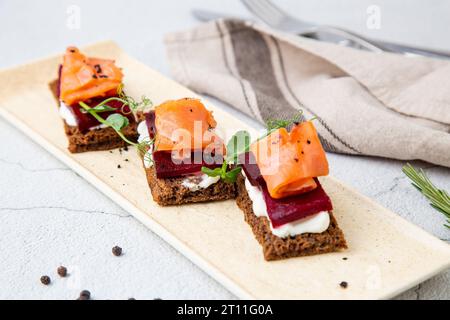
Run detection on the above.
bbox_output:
[0,0,448,300]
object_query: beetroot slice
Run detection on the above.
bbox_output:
[145,111,156,140]
[153,151,222,179]
[147,110,222,179]
[238,152,265,187]
[57,65,133,133]
[262,179,332,228]
[240,152,333,228]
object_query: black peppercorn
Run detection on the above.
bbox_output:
[79,290,91,300]
[40,275,51,285]
[339,281,348,289]
[57,266,67,277]
[94,64,102,73]
[112,246,122,256]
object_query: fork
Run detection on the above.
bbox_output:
[241,0,387,53]
[241,0,450,58]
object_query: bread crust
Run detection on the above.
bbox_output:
[144,165,236,206]
[49,80,140,153]
[236,174,347,261]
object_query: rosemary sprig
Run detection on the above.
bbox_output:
[402,163,450,229]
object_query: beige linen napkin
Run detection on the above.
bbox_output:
[165,19,450,167]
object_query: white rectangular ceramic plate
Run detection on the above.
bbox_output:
[1,41,449,300]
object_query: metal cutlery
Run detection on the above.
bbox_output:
[192,1,450,59]
[241,0,386,53]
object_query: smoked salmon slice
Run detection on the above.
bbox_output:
[59,47,123,106]
[154,98,224,155]
[240,151,333,226]
[250,121,329,199]
[145,111,222,179]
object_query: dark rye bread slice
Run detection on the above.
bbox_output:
[144,165,236,206]
[49,80,142,153]
[236,174,347,261]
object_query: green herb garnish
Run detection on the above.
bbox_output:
[201,161,241,184]
[78,86,154,160]
[201,108,322,184]
[200,130,249,183]
[137,136,156,166]
[403,163,450,229]
[85,104,116,113]
[80,84,152,115]
[201,111,308,184]
[117,84,152,114]
[201,130,251,184]
[79,102,135,146]
[266,110,303,133]
[225,130,251,164]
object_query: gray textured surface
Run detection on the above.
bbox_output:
[0,0,449,300]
